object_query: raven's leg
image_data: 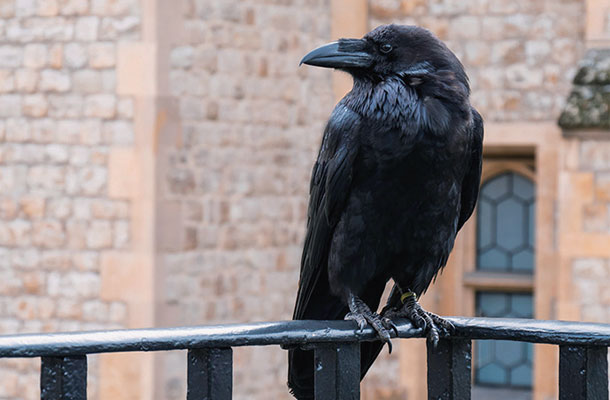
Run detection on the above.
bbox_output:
[344,293,395,352]
[382,290,454,347]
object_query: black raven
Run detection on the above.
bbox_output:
[288,24,483,398]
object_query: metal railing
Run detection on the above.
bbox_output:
[0,317,609,399]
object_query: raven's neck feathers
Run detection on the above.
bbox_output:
[342,70,471,135]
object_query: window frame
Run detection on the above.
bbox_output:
[462,160,537,316]
[467,160,537,392]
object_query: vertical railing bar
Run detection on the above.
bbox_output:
[559,345,608,400]
[41,355,87,400]
[187,347,233,400]
[314,345,336,400]
[427,339,471,400]
[314,342,360,400]
[41,357,62,400]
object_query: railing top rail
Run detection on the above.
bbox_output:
[0,317,609,357]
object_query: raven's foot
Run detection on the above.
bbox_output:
[344,294,396,353]
[383,291,453,347]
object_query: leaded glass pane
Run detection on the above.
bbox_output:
[477,172,535,273]
[475,292,533,388]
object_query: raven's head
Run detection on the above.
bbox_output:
[301,24,468,92]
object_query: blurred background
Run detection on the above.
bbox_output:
[0,0,609,399]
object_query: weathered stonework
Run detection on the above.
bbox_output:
[0,0,140,398]
[158,1,335,398]
[559,49,610,129]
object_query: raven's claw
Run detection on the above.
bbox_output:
[383,295,453,348]
[344,294,394,353]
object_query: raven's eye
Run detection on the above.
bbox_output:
[380,43,393,54]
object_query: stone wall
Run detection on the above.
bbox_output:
[0,0,140,398]
[561,138,610,325]
[558,47,610,328]
[369,0,585,122]
[157,1,335,399]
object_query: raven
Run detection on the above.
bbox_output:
[288,24,483,399]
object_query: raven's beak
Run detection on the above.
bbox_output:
[300,39,373,69]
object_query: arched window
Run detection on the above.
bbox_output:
[474,172,536,392]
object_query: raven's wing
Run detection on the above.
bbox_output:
[292,105,360,320]
[457,108,484,230]
[359,107,484,378]
[288,106,364,399]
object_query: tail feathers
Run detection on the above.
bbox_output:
[288,280,395,399]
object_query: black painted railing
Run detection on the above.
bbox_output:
[0,317,609,399]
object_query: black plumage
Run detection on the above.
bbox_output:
[288,24,484,399]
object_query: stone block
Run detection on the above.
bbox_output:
[73,69,102,93]
[86,220,113,249]
[0,197,18,219]
[449,15,481,39]
[48,44,63,68]
[20,196,45,218]
[75,16,100,41]
[89,42,116,68]
[99,16,140,40]
[581,141,610,170]
[65,220,87,249]
[46,198,72,219]
[107,148,136,198]
[22,94,48,117]
[58,0,88,15]
[84,94,116,118]
[15,69,39,92]
[113,220,129,248]
[170,45,194,68]
[64,43,88,68]
[102,120,133,145]
[0,95,21,117]
[582,203,609,232]
[116,42,156,95]
[0,0,15,17]
[32,220,65,248]
[0,70,14,93]
[39,69,70,92]
[23,44,48,68]
[37,0,58,16]
[116,97,133,118]
[595,172,610,201]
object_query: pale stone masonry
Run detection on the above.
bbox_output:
[0,0,140,398]
[559,48,610,327]
[158,1,335,398]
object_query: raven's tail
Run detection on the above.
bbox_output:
[287,278,394,399]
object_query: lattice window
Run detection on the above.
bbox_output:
[473,171,536,392]
[477,172,535,273]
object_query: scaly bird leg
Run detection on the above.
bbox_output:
[344,293,396,353]
[382,290,454,347]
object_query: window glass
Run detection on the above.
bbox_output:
[477,172,535,273]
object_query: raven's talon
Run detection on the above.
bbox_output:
[344,312,367,332]
[381,296,452,348]
[346,294,393,349]
[382,317,399,337]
